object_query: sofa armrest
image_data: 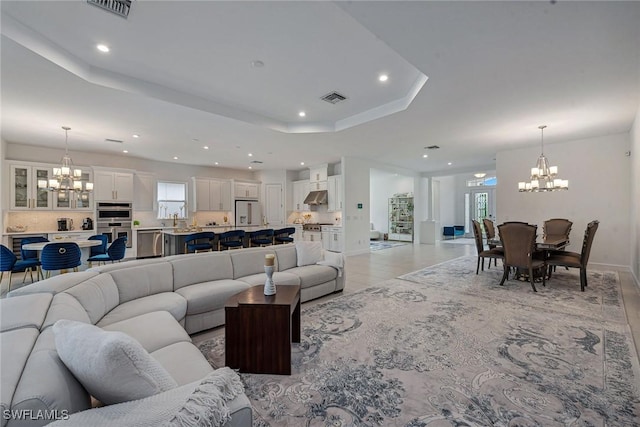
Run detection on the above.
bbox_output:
[46,378,252,427]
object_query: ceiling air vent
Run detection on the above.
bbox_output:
[105,138,124,144]
[425,145,440,150]
[320,91,348,104]
[250,160,263,164]
[87,0,132,18]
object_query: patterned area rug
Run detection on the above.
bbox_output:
[370,240,409,251]
[198,256,640,426]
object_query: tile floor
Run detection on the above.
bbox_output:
[2,241,638,360]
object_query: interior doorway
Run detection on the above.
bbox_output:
[465,188,496,233]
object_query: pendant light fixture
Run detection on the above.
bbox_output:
[518,125,568,192]
[38,126,94,194]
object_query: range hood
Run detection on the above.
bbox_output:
[303,190,328,205]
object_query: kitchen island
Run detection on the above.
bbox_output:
[162,225,267,256]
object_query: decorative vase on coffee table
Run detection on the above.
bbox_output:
[264,254,276,295]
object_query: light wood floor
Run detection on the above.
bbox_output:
[2,241,638,360]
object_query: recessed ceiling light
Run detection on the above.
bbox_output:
[122,150,128,153]
[248,166,252,169]
[96,44,110,53]
[173,156,178,160]
[132,134,139,138]
[248,153,253,157]
[448,162,452,166]
[474,173,486,178]
[214,162,219,165]
[299,111,306,117]
[378,74,389,82]
[251,60,264,68]
[300,162,305,166]
[422,154,428,158]
[203,146,209,150]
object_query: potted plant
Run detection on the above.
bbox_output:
[133,220,140,228]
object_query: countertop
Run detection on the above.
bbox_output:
[3,229,96,236]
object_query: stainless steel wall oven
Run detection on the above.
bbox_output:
[96,202,133,248]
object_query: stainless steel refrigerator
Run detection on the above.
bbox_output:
[235,200,262,226]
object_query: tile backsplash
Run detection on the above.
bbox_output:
[6,211,95,233]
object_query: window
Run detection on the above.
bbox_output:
[157,181,187,219]
[466,176,497,187]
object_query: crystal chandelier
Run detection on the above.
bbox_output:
[518,125,568,192]
[38,126,93,195]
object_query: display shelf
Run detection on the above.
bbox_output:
[388,196,414,242]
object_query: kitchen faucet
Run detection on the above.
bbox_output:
[173,213,178,227]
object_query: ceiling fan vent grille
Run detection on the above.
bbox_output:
[105,138,124,144]
[320,91,348,104]
[87,0,132,18]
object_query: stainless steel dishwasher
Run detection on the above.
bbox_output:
[136,229,163,259]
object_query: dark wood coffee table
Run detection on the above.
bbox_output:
[224,285,301,375]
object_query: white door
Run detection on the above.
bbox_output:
[265,184,284,226]
[468,188,496,234]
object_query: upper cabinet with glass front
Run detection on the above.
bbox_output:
[9,163,53,210]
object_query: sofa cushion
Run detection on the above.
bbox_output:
[286,265,338,289]
[64,274,120,324]
[150,341,213,386]
[175,280,250,315]
[295,242,323,266]
[0,328,39,425]
[10,327,91,422]
[97,292,187,327]
[237,271,301,287]
[231,248,277,279]
[53,320,178,405]
[106,262,174,304]
[42,292,92,331]
[273,244,297,271]
[102,311,191,354]
[170,253,234,291]
[6,271,99,297]
[0,293,52,332]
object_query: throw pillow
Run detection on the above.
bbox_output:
[165,367,244,427]
[53,319,178,405]
[295,241,323,267]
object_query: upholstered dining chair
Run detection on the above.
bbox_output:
[20,236,49,280]
[497,222,546,292]
[546,220,599,292]
[218,230,245,250]
[1,244,40,291]
[249,229,274,247]
[471,219,503,274]
[87,237,127,266]
[543,218,573,272]
[273,227,296,244]
[482,218,501,266]
[184,232,215,253]
[88,235,108,258]
[41,242,82,278]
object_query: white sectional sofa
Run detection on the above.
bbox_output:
[1,243,345,427]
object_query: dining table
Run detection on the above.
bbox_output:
[22,239,103,272]
[487,235,569,281]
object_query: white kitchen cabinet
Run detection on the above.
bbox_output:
[309,164,328,183]
[308,180,328,191]
[292,224,303,242]
[193,178,232,211]
[292,180,310,212]
[9,163,52,210]
[327,175,343,212]
[303,231,321,243]
[322,226,343,252]
[234,182,259,199]
[94,170,134,201]
[134,173,156,211]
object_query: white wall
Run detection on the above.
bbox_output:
[497,132,631,267]
[630,104,640,284]
[370,169,414,234]
[342,156,371,255]
[436,175,458,230]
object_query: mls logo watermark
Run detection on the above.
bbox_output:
[3,409,69,422]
